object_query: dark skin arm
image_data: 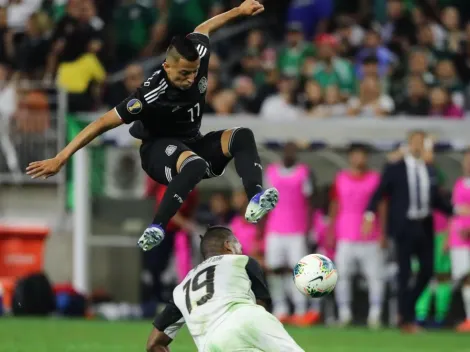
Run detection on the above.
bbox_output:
[146,328,172,352]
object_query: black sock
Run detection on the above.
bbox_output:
[152,156,207,229]
[229,128,263,200]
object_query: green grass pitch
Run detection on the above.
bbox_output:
[0,318,469,352]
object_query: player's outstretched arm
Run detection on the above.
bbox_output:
[194,0,264,36]
[26,109,123,179]
[146,328,172,352]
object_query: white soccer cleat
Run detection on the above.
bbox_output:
[138,225,165,251]
[245,187,279,223]
[367,307,382,330]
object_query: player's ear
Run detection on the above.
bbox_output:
[223,240,234,254]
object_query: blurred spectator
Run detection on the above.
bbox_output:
[113,0,160,66]
[6,0,42,33]
[314,85,347,118]
[313,33,355,99]
[196,192,235,226]
[356,29,397,81]
[347,75,394,117]
[245,28,265,55]
[286,0,333,40]
[408,49,435,86]
[304,80,323,117]
[0,7,11,64]
[411,6,446,50]
[395,75,430,116]
[239,48,264,88]
[381,0,416,56]
[415,24,445,67]
[334,15,365,59]
[233,75,263,114]
[277,22,315,78]
[428,86,463,119]
[164,0,222,40]
[211,89,237,115]
[14,85,50,134]
[455,21,470,83]
[14,13,51,78]
[260,75,300,121]
[104,63,144,108]
[45,0,104,81]
[0,65,19,176]
[434,59,465,107]
[441,6,463,55]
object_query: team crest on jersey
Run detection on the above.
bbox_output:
[165,145,177,156]
[127,99,142,114]
[198,77,208,94]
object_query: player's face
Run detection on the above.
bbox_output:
[165,58,200,90]
[408,133,425,158]
[283,143,298,167]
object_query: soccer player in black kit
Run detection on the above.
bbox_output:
[27,0,279,252]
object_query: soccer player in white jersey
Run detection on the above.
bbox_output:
[147,226,304,352]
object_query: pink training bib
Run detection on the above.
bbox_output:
[265,163,311,235]
[334,170,381,242]
[450,177,470,248]
[312,210,335,259]
[433,211,448,233]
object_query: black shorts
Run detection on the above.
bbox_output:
[140,130,233,185]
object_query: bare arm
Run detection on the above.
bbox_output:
[27,109,123,179]
[146,328,172,352]
[194,0,264,36]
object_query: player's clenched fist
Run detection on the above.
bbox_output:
[238,0,264,16]
[26,157,64,179]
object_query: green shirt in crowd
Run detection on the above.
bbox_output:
[277,42,316,78]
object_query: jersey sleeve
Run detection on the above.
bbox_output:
[187,32,211,61]
[245,257,271,304]
[152,300,185,340]
[114,72,167,124]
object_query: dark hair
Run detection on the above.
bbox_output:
[363,55,379,65]
[348,143,370,154]
[167,36,200,62]
[407,129,426,141]
[199,225,236,259]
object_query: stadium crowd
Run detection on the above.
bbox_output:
[1,0,470,117]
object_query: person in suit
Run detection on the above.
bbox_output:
[362,130,469,333]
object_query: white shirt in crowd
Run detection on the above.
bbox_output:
[260,95,301,121]
[4,0,42,31]
[347,95,395,118]
[404,154,430,220]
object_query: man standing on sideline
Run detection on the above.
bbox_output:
[363,130,470,333]
[262,142,318,326]
[328,145,386,328]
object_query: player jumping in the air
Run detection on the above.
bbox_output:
[26,0,279,252]
[148,226,304,352]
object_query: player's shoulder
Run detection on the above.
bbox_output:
[140,68,169,104]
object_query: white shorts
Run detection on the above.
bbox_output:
[335,240,384,280]
[265,233,307,269]
[204,305,304,352]
[450,247,470,281]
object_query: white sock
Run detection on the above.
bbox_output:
[268,274,288,317]
[285,274,306,315]
[335,275,352,322]
[368,278,384,320]
[462,285,470,320]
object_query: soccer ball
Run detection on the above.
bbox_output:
[293,254,338,298]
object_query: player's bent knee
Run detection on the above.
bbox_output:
[224,127,255,156]
[176,151,198,173]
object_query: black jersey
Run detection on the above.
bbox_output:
[115,32,210,141]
